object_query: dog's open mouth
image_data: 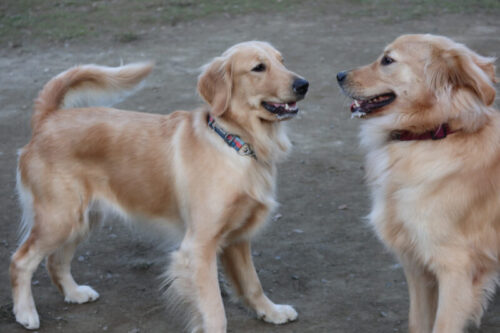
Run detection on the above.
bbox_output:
[350,92,396,118]
[262,101,299,119]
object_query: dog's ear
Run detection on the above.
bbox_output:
[471,53,498,85]
[197,56,232,116]
[427,46,496,106]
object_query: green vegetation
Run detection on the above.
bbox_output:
[348,0,500,22]
[0,0,300,46]
[1,0,499,47]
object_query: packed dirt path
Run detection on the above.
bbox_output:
[1,2,500,332]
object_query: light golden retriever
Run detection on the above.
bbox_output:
[10,41,308,332]
[337,34,498,333]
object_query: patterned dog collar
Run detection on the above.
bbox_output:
[207,114,256,159]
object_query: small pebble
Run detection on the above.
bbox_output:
[292,229,304,234]
[272,213,282,222]
[78,256,85,262]
[338,204,348,210]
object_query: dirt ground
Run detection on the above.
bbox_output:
[1,1,500,332]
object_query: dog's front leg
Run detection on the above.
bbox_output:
[432,269,475,333]
[168,235,226,333]
[194,245,225,333]
[400,257,437,333]
[221,240,297,324]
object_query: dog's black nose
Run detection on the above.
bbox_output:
[336,71,347,83]
[293,78,309,96]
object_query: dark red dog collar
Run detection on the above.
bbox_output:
[390,123,457,141]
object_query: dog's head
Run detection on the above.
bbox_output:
[337,34,497,132]
[198,41,308,121]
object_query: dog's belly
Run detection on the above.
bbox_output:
[91,156,180,220]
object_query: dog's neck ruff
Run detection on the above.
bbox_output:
[207,114,256,159]
[390,123,457,141]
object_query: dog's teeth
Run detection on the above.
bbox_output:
[351,110,366,118]
[354,100,360,107]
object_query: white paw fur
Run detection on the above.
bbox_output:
[14,302,40,330]
[64,285,100,304]
[258,304,298,324]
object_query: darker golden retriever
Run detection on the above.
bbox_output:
[10,41,308,332]
[338,34,498,333]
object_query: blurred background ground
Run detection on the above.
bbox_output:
[1,1,500,332]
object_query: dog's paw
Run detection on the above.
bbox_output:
[14,304,40,330]
[64,285,100,304]
[258,304,298,324]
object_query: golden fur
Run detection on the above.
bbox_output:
[10,41,307,332]
[338,34,498,333]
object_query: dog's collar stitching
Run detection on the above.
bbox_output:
[207,114,256,159]
[390,123,457,141]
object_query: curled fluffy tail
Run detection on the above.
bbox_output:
[32,62,154,129]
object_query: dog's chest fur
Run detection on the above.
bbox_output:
[361,124,500,267]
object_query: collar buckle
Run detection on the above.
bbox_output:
[431,124,448,140]
[238,143,255,157]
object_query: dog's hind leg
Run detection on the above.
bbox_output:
[47,205,99,304]
[11,184,91,329]
[10,208,75,330]
[221,240,298,325]
[47,234,99,304]
[10,232,46,330]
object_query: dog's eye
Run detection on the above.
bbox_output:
[251,63,266,72]
[381,56,395,66]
